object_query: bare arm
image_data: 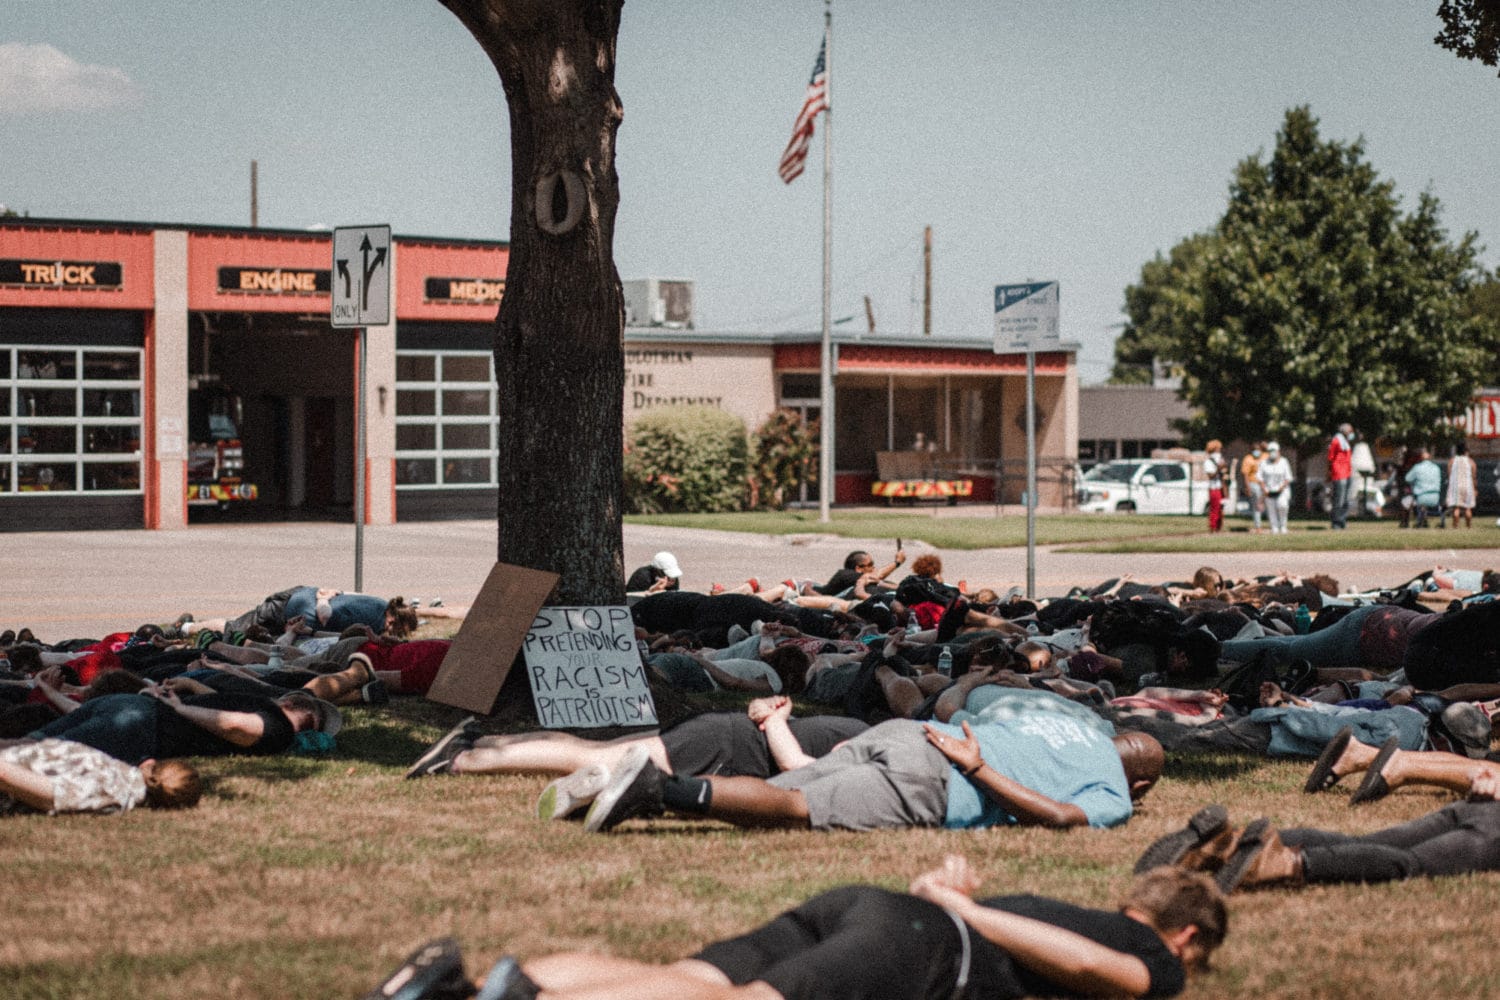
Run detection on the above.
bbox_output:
[747,697,814,771]
[923,721,1088,828]
[911,868,1152,997]
[0,757,58,812]
[146,687,266,748]
[686,652,774,694]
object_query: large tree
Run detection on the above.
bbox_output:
[1109,232,1214,385]
[1436,0,1500,74]
[1114,106,1499,459]
[440,0,626,604]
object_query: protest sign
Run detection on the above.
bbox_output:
[523,606,658,729]
[424,561,558,715]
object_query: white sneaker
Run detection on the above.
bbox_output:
[536,763,611,821]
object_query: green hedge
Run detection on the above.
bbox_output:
[624,405,751,513]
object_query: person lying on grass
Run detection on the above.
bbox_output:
[403,696,867,812]
[367,855,1226,1000]
[1137,768,1500,895]
[24,682,340,765]
[570,703,1164,834]
[0,738,199,815]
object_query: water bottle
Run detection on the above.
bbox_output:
[266,646,284,671]
[937,646,953,677]
[1294,604,1311,635]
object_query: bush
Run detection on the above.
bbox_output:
[751,408,818,510]
[624,405,750,513]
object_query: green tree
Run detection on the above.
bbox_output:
[1116,107,1499,462]
[1436,0,1500,74]
[1110,232,1215,384]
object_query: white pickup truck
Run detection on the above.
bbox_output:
[1076,459,1223,515]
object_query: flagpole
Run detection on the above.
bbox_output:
[818,0,834,523]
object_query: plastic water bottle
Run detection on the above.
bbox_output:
[937,647,953,677]
[1294,604,1311,635]
[266,646,284,670]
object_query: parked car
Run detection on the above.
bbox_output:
[1076,459,1217,514]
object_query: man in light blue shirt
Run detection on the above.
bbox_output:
[580,704,1163,834]
[1405,449,1443,527]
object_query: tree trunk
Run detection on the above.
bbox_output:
[440,0,626,604]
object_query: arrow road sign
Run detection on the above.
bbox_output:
[331,225,391,327]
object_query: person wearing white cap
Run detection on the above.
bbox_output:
[627,551,683,595]
[1254,443,1293,535]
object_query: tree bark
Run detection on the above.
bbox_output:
[439,0,626,604]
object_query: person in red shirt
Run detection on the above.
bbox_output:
[1326,423,1355,530]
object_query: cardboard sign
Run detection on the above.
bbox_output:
[523,606,658,729]
[424,561,559,714]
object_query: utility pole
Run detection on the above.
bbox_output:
[923,225,932,335]
[250,160,258,229]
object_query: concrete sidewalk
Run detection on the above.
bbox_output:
[4,519,1495,640]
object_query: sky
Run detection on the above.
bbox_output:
[3,1,1498,383]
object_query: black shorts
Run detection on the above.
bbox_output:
[661,713,869,778]
[693,886,980,1000]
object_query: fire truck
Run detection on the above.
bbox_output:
[187,376,257,506]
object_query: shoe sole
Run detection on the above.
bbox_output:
[403,715,477,779]
[1134,804,1230,874]
[582,745,652,833]
[1350,736,1400,804]
[1215,817,1271,893]
[1304,726,1354,793]
[536,764,611,822]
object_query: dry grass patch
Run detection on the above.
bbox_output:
[7,701,1500,999]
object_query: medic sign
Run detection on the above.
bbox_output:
[217,267,331,295]
[424,276,505,304]
[0,259,123,288]
[1453,397,1500,440]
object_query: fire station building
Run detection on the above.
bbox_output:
[0,218,1079,531]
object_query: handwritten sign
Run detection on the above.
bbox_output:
[524,606,658,729]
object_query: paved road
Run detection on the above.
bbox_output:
[5,519,1497,640]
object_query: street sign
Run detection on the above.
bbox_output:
[993,281,1059,354]
[331,225,391,328]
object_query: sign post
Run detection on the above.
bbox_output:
[331,225,391,592]
[994,281,1060,600]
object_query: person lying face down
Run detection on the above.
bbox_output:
[367,856,1226,1000]
[572,705,1165,835]
[0,738,199,815]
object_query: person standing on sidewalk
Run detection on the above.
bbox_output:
[1327,423,1354,529]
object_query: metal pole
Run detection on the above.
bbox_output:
[1025,350,1037,599]
[817,1,834,523]
[354,326,366,592]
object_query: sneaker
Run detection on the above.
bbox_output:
[536,763,611,822]
[582,745,665,832]
[404,716,477,779]
[475,956,540,1000]
[359,937,470,1000]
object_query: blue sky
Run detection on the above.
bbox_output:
[3,1,1497,382]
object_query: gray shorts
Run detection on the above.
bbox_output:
[768,719,950,831]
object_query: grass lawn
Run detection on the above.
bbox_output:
[9,695,1500,999]
[627,509,1500,553]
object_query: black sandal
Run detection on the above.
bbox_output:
[1303,726,1353,793]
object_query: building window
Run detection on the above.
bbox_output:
[0,346,143,495]
[395,350,496,489]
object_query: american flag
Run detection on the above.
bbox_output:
[778,38,828,184]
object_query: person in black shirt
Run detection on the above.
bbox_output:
[815,547,906,597]
[457,856,1225,1000]
[27,685,340,765]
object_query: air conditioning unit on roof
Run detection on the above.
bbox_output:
[624,278,694,329]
